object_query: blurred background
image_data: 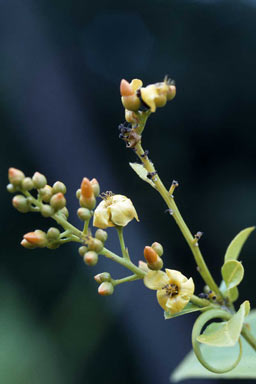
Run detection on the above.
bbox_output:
[1,0,256,383]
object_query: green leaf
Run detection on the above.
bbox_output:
[221,260,244,290]
[219,280,239,303]
[171,306,255,382]
[197,301,248,347]
[224,226,255,262]
[129,162,155,188]
[164,302,207,319]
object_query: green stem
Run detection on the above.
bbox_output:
[116,226,130,260]
[190,295,211,308]
[133,139,223,302]
[241,323,256,351]
[100,247,146,278]
[112,274,140,286]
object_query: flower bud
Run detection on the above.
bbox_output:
[87,238,103,253]
[8,168,25,186]
[47,227,60,240]
[122,95,141,112]
[47,242,60,249]
[95,229,108,243]
[98,282,114,296]
[151,242,163,257]
[50,192,66,211]
[83,251,98,266]
[125,110,138,124]
[12,195,29,213]
[21,177,34,191]
[78,246,88,256]
[6,183,16,193]
[59,207,69,218]
[81,178,93,199]
[52,181,66,195]
[41,204,54,217]
[39,185,53,203]
[94,272,111,284]
[79,195,96,210]
[32,172,47,189]
[144,246,158,264]
[148,256,163,271]
[24,230,48,248]
[76,188,81,199]
[138,260,149,273]
[167,85,176,101]
[120,79,134,96]
[21,239,36,249]
[90,178,100,197]
[77,207,91,221]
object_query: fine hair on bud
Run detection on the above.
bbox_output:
[41,204,54,217]
[32,172,47,189]
[21,177,34,191]
[84,251,98,266]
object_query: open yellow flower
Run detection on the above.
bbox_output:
[144,269,194,314]
[93,193,139,229]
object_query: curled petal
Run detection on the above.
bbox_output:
[165,269,188,286]
[130,79,143,92]
[144,270,169,290]
[110,197,139,226]
[179,277,195,298]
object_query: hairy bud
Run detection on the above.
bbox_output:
[50,192,66,211]
[95,229,108,243]
[23,230,48,248]
[84,251,98,266]
[21,177,34,191]
[52,181,66,195]
[32,172,47,189]
[8,168,25,186]
[77,207,91,221]
[12,195,29,213]
[98,281,114,296]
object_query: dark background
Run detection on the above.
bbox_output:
[1,0,256,383]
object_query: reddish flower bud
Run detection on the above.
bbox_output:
[120,79,134,96]
[81,178,93,199]
[98,282,114,296]
[144,246,158,264]
[23,230,48,248]
[8,168,25,186]
[50,192,66,211]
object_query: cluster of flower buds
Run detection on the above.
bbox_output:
[120,77,176,123]
[78,229,108,266]
[94,272,114,296]
[21,227,61,249]
[76,177,100,220]
[143,242,164,270]
[7,168,68,219]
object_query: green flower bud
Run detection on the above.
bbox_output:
[79,195,96,210]
[90,178,100,197]
[84,251,98,266]
[6,183,16,193]
[47,227,60,240]
[41,204,54,217]
[87,238,103,253]
[148,256,163,271]
[52,181,67,194]
[8,168,25,186]
[12,195,29,213]
[94,272,111,284]
[59,207,69,218]
[77,207,91,221]
[76,188,81,199]
[50,193,66,211]
[151,242,163,257]
[78,246,88,256]
[47,242,60,249]
[95,229,108,243]
[39,185,53,203]
[98,282,114,296]
[21,177,34,191]
[21,239,36,249]
[32,172,47,189]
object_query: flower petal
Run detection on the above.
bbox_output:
[165,295,189,314]
[144,270,169,290]
[130,79,143,92]
[165,269,187,286]
[93,201,113,229]
[179,277,195,298]
[110,197,139,226]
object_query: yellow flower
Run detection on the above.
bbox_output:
[144,269,194,314]
[140,80,176,113]
[93,193,139,229]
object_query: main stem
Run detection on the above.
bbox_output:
[134,116,223,302]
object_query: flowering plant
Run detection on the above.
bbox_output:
[7,78,256,381]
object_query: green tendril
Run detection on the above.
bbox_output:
[192,309,243,373]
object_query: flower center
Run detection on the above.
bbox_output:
[100,191,114,206]
[163,283,179,298]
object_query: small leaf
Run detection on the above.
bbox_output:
[219,280,239,303]
[197,301,247,347]
[171,309,256,382]
[221,260,244,290]
[164,302,208,319]
[129,163,155,188]
[224,226,255,262]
